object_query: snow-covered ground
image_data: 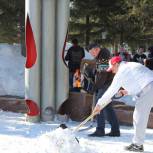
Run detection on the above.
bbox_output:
[0,43,153,153]
[0,44,25,97]
[0,111,153,153]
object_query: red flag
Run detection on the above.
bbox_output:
[25,15,37,68]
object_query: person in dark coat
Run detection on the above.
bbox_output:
[86,43,120,137]
[65,39,85,91]
[133,46,146,64]
[144,46,153,70]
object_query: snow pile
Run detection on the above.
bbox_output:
[41,128,81,153]
[40,128,97,153]
[0,43,25,97]
[49,128,80,153]
[0,43,92,97]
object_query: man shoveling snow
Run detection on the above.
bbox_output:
[92,56,153,152]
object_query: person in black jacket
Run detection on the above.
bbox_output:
[87,43,120,137]
[65,39,85,91]
[144,46,153,70]
[133,46,146,64]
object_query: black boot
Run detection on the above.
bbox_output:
[124,143,144,152]
[88,130,105,137]
[105,131,120,137]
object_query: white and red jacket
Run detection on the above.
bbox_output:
[97,61,153,107]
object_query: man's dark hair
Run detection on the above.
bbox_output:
[148,46,153,58]
[139,46,145,49]
[86,43,100,52]
[148,46,153,52]
[72,38,78,45]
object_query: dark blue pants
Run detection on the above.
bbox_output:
[69,71,74,91]
[95,88,120,133]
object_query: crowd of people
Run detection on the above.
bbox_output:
[65,39,153,152]
[65,39,153,93]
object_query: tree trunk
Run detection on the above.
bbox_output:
[85,15,90,46]
[19,10,26,57]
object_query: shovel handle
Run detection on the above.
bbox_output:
[74,113,95,132]
[74,100,110,132]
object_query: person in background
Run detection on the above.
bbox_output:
[87,43,120,137]
[147,46,153,58]
[118,47,131,61]
[144,46,153,70]
[65,38,85,91]
[93,56,153,152]
[112,50,119,57]
[133,46,146,64]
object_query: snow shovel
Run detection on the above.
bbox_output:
[74,112,96,132]
[74,100,110,132]
[59,113,96,134]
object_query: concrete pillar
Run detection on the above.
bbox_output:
[41,0,56,121]
[56,0,70,110]
[25,0,41,122]
[25,0,70,122]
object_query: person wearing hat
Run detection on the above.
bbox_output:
[87,43,120,137]
[93,56,153,152]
